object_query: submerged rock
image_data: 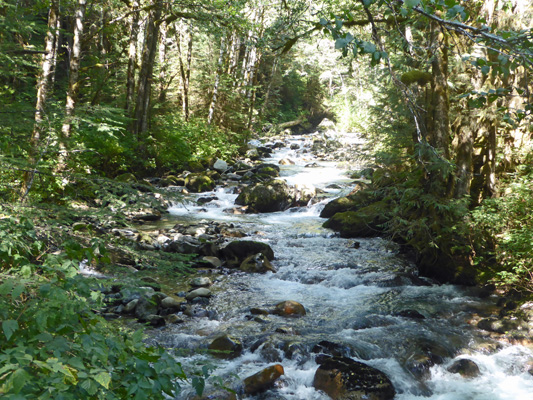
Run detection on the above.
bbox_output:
[243,364,284,395]
[447,359,480,378]
[272,301,306,318]
[313,356,395,400]
[240,253,277,273]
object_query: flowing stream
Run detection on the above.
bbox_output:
[153,133,533,399]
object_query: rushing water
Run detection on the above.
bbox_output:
[155,133,533,399]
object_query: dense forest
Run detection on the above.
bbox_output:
[1,0,532,398]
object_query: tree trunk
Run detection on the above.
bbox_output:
[61,0,87,140]
[124,0,140,114]
[426,22,450,158]
[176,22,193,121]
[158,20,169,103]
[21,0,59,200]
[132,1,161,139]
[207,36,226,124]
[258,57,278,121]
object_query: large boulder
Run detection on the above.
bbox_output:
[243,364,284,395]
[313,356,395,400]
[235,179,294,212]
[320,191,376,219]
[221,240,274,267]
[322,201,389,238]
[185,173,216,193]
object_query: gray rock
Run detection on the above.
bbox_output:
[123,299,139,313]
[190,277,213,287]
[208,335,243,359]
[186,288,212,301]
[213,159,229,172]
[160,296,183,309]
[240,253,276,273]
[202,256,222,268]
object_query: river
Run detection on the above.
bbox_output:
[152,132,533,399]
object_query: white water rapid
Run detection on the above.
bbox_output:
[155,133,533,399]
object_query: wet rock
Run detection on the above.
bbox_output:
[145,315,165,327]
[185,173,216,193]
[312,341,352,358]
[221,240,274,267]
[123,298,139,313]
[320,191,375,218]
[250,307,269,315]
[279,158,295,165]
[447,359,481,378]
[322,201,389,238]
[165,314,184,324]
[292,183,316,206]
[208,335,243,359]
[235,179,294,212]
[190,277,213,287]
[272,300,306,318]
[290,143,300,150]
[243,364,285,395]
[313,356,395,400]
[128,208,162,222]
[245,148,261,160]
[197,196,218,204]
[186,288,212,301]
[477,317,521,334]
[405,354,434,380]
[240,253,277,273]
[394,310,426,320]
[202,256,222,268]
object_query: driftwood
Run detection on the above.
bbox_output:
[274,117,306,132]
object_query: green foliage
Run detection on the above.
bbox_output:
[152,115,242,170]
[0,211,201,399]
[471,172,533,293]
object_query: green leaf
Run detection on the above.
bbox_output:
[405,0,420,9]
[10,368,30,393]
[3,319,18,340]
[11,284,24,299]
[94,371,111,389]
[481,65,490,75]
[0,280,14,295]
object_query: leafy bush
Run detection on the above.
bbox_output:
[0,213,193,399]
[471,172,533,293]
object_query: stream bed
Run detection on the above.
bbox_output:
[151,133,533,399]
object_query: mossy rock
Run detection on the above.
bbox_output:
[320,191,376,219]
[186,160,205,173]
[235,179,294,212]
[208,335,243,359]
[323,201,389,238]
[221,240,274,267]
[185,173,215,193]
[400,70,432,86]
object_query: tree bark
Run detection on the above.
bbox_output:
[61,0,87,140]
[207,36,226,124]
[176,22,193,121]
[124,0,140,114]
[21,0,59,200]
[426,22,450,159]
[132,0,161,139]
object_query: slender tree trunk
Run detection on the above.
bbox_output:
[132,1,161,139]
[158,20,168,103]
[258,57,278,121]
[227,32,240,81]
[427,22,450,158]
[21,0,59,200]
[453,111,475,198]
[176,22,193,121]
[124,0,140,114]
[61,0,87,140]
[207,36,226,124]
